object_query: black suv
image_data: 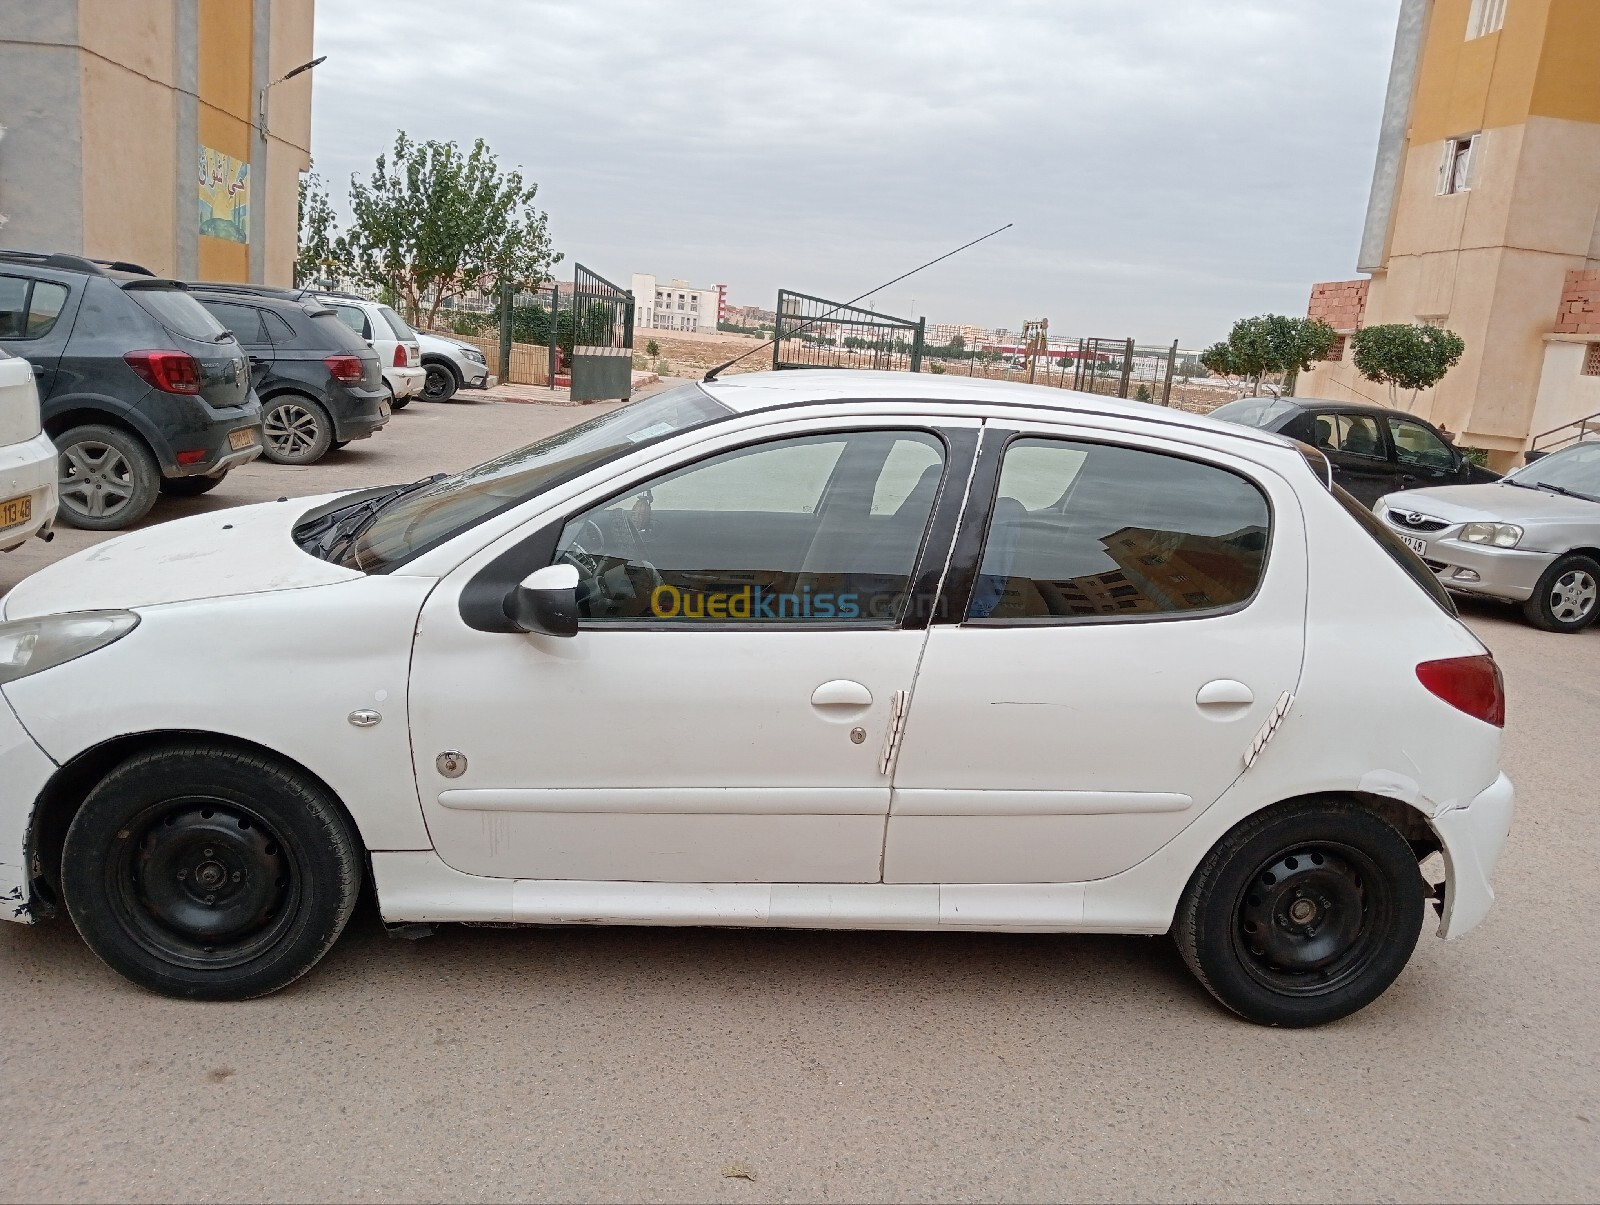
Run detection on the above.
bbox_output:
[0,251,263,530]
[1210,395,1501,506]
[189,285,389,465]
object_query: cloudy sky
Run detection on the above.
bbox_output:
[310,0,1400,346]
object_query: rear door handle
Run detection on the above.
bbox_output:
[1196,679,1254,707]
[812,679,872,707]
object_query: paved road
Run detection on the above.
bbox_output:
[1,389,1596,1203]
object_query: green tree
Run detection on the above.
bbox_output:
[295,169,346,288]
[1262,315,1338,396]
[949,333,966,355]
[344,132,561,329]
[645,338,660,358]
[1351,323,1466,409]
[1199,341,1237,379]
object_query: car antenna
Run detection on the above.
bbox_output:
[702,222,1014,382]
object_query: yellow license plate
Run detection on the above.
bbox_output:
[0,494,32,531]
[228,427,258,451]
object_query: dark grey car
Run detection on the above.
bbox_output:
[190,287,389,465]
[0,251,263,530]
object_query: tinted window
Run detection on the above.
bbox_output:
[1329,484,1456,614]
[198,300,267,344]
[343,383,731,571]
[330,304,371,340]
[557,430,945,624]
[1390,418,1455,469]
[130,287,228,340]
[306,311,369,352]
[969,438,1270,621]
[379,306,415,340]
[0,276,31,339]
[26,281,68,337]
[262,310,298,344]
[1310,412,1383,459]
[1210,397,1297,428]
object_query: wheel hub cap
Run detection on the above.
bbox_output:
[265,404,319,456]
[130,804,288,945]
[1551,570,1597,622]
[59,441,135,518]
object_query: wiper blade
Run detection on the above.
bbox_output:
[1515,479,1600,502]
[319,474,446,560]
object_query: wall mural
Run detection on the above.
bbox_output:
[198,145,250,243]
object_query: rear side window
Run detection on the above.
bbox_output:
[306,311,370,352]
[330,304,371,340]
[1328,483,1457,615]
[969,438,1271,621]
[130,287,228,340]
[0,276,70,340]
[262,310,298,344]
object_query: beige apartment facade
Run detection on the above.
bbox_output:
[0,0,315,285]
[1301,0,1600,469]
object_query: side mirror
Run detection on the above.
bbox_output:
[506,563,579,637]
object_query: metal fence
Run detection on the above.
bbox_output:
[773,289,925,372]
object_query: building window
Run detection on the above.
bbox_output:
[1439,135,1477,194]
[1467,0,1507,38]
[1584,344,1600,377]
[1321,335,1347,362]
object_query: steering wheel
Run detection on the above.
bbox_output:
[558,516,663,607]
[558,517,605,578]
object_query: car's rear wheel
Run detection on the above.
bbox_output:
[1522,554,1600,633]
[55,424,161,530]
[61,744,363,1000]
[386,384,410,412]
[1174,800,1425,1026]
[261,396,334,465]
[422,362,459,402]
[160,471,227,497]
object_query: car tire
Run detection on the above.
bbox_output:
[261,396,334,465]
[330,440,350,452]
[1174,799,1425,1027]
[160,471,227,497]
[422,361,459,402]
[61,743,363,1001]
[386,385,410,412]
[1521,554,1600,633]
[55,424,161,531]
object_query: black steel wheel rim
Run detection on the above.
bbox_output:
[422,365,452,400]
[1231,841,1391,997]
[106,796,300,970]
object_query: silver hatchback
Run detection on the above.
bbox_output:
[1377,440,1600,632]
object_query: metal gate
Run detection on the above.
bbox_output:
[773,289,925,373]
[568,263,635,402]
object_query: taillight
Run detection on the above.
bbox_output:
[325,354,365,383]
[392,345,407,368]
[124,350,201,394]
[1416,654,1505,727]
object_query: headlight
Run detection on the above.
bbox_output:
[0,611,140,685]
[1460,522,1523,548]
[461,347,486,363]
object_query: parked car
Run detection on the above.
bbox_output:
[417,331,492,401]
[193,284,424,410]
[0,372,1512,1025]
[0,347,59,551]
[189,286,389,465]
[1377,439,1600,632]
[0,251,262,529]
[1211,396,1500,506]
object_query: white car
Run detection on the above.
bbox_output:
[0,372,1514,1025]
[321,294,424,408]
[0,348,58,552]
[417,331,492,402]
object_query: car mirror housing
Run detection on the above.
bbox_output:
[507,564,580,637]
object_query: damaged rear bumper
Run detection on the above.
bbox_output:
[1430,772,1515,939]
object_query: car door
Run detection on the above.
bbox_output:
[0,271,78,400]
[406,419,977,884]
[1386,415,1463,491]
[884,424,1306,885]
[1301,410,1394,505]
[198,300,274,391]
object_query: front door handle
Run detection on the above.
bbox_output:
[1196,679,1254,707]
[812,679,872,707]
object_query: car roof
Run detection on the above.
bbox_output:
[699,370,1293,449]
[188,284,328,313]
[1233,395,1414,419]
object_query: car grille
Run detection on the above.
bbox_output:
[1388,509,1449,532]
[1423,558,1449,573]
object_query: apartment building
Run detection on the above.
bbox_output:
[1301,0,1600,468]
[632,274,725,334]
[0,0,316,284]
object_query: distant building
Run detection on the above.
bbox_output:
[632,274,725,334]
[1301,0,1600,469]
[723,303,776,329]
[0,0,316,285]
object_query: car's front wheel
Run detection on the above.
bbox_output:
[61,744,363,1000]
[55,424,161,530]
[1522,553,1600,633]
[1174,800,1425,1026]
[422,361,459,402]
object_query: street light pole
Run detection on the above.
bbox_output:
[257,55,326,136]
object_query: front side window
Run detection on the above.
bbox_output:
[198,300,267,344]
[968,438,1270,622]
[0,275,32,339]
[556,430,946,624]
[1390,418,1456,469]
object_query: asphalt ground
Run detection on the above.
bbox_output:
[0,385,1596,1203]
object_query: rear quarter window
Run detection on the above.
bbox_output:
[1210,397,1297,429]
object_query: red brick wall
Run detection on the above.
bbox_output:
[1554,269,1600,335]
[1307,280,1369,332]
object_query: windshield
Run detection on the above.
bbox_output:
[130,287,229,341]
[379,305,415,340]
[341,383,732,571]
[1507,442,1600,500]
[1210,397,1296,428]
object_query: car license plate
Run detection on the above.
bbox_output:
[228,427,258,451]
[1400,534,1428,555]
[379,400,391,418]
[0,494,31,531]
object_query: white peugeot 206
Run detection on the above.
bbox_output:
[0,372,1513,1025]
